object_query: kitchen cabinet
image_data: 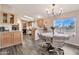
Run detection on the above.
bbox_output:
[3,13,7,23]
[13,32,21,45]
[0,31,22,49]
[10,14,14,24]
[0,12,16,24]
[0,33,2,48]
[0,12,3,23]
[2,32,12,48]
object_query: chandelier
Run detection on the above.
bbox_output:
[46,4,63,16]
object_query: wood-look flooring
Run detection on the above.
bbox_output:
[0,44,23,55]
[0,35,79,55]
[0,35,39,55]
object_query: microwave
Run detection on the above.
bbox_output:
[12,25,19,30]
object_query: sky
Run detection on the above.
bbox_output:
[54,17,75,27]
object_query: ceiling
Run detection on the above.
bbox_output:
[8,4,79,18]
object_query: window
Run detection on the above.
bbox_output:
[53,17,76,33]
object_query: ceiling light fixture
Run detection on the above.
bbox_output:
[46,4,63,16]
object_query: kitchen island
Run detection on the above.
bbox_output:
[0,31,23,49]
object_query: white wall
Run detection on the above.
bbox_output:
[17,18,22,31]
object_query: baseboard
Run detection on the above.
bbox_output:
[64,42,79,49]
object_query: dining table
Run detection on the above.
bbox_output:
[35,28,71,47]
[40,32,70,41]
[39,32,70,48]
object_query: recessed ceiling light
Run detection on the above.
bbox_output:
[23,16,33,20]
[36,15,43,18]
[20,16,34,21]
